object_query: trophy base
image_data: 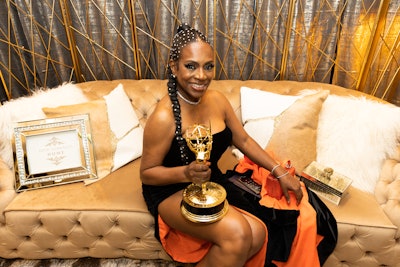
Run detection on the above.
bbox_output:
[181,199,228,223]
[181,182,229,223]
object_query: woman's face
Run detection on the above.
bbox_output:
[171,40,214,101]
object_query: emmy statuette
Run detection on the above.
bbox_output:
[180,124,229,223]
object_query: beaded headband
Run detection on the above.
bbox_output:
[169,23,210,61]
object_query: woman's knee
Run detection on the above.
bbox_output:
[218,217,254,256]
[250,219,266,255]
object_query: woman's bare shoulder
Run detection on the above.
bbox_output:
[205,90,231,109]
[144,96,175,132]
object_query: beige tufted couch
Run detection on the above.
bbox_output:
[0,79,399,267]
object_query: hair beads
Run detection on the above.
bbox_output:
[167,23,210,165]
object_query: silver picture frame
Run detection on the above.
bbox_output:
[13,114,97,192]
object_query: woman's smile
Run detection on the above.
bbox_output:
[190,82,208,91]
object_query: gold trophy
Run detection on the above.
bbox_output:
[180,124,229,223]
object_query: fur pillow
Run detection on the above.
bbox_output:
[317,95,400,193]
[43,84,143,182]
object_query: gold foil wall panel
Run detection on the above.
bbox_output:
[0,0,399,105]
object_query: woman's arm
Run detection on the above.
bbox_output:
[140,99,211,186]
[219,92,303,204]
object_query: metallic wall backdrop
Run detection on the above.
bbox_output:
[0,0,399,105]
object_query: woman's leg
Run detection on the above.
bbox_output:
[159,191,266,267]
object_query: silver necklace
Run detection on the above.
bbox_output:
[177,91,201,105]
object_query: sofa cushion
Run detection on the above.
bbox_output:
[322,185,398,267]
[2,158,169,260]
[375,153,400,238]
[5,159,147,212]
[42,84,143,181]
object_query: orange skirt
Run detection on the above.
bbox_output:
[158,207,267,266]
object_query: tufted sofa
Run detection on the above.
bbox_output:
[0,79,399,267]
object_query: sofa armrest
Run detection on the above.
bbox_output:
[0,159,17,223]
[375,146,400,238]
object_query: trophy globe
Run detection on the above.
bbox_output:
[180,124,229,223]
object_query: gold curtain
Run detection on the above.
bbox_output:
[0,0,399,105]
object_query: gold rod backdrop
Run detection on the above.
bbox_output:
[129,0,140,80]
[280,0,296,80]
[59,0,83,83]
[0,0,399,105]
[356,0,390,93]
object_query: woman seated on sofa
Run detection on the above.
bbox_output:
[140,23,330,267]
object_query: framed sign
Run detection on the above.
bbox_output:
[13,114,97,192]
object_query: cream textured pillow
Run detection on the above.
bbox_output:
[43,84,143,182]
[265,90,329,174]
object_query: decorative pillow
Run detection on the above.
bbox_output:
[265,90,329,174]
[316,95,400,193]
[237,87,328,175]
[43,84,143,183]
[240,87,302,148]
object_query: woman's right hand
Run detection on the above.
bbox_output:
[184,161,211,184]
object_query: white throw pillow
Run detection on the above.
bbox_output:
[103,84,143,172]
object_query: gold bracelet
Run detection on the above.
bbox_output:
[271,164,280,175]
[276,171,289,179]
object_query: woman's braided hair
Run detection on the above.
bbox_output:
[167,23,210,165]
